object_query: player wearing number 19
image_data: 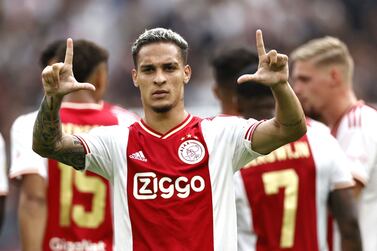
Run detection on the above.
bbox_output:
[211,48,361,251]
[10,40,138,251]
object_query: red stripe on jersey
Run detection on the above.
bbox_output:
[248,120,265,141]
[240,135,319,251]
[244,126,253,140]
[331,101,364,136]
[74,135,90,154]
[126,116,214,250]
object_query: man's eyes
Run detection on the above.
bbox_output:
[141,67,154,73]
[165,65,176,71]
[140,65,177,73]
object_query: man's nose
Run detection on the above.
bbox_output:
[153,70,167,85]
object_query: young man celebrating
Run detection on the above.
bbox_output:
[32,28,306,250]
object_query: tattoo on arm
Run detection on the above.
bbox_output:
[33,96,86,170]
[57,137,86,170]
[33,96,62,153]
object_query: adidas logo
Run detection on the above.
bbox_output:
[129,151,147,162]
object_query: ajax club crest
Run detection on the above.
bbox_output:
[178,139,205,164]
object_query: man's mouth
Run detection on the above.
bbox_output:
[152,90,169,98]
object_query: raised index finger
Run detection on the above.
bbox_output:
[256,29,266,57]
[64,38,73,65]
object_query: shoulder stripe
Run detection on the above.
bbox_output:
[74,135,90,154]
[245,120,265,141]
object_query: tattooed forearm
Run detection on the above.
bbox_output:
[58,138,86,170]
[33,96,63,155]
[32,96,86,170]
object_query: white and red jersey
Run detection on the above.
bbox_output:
[10,101,139,251]
[75,114,263,251]
[0,133,8,195]
[234,119,354,251]
[331,101,377,251]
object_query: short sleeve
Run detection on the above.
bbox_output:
[201,116,264,172]
[9,112,47,180]
[0,133,8,195]
[75,125,130,181]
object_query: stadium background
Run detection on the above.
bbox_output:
[0,0,376,249]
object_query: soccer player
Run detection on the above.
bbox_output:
[291,36,377,251]
[211,47,258,116]
[0,132,8,235]
[32,28,306,250]
[10,40,138,251]
[211,47,362,251]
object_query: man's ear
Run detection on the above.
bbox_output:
[329,67,343,87]
[183,65,192,84]
[132,68,138,87]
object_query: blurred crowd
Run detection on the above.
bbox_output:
[0,0,376,249]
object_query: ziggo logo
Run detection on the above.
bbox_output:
[133,172,205,200]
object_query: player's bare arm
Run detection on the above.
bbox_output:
[32,38,95,170]
[238,30,306,154]
[328,188,362,251]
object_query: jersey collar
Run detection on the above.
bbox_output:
[138,114,193,139]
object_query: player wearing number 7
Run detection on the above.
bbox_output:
[10,40,138,251]
[32,28,306,250]
[211,47,362,251]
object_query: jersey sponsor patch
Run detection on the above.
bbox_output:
[178,139,205,164]
[133,172,206,200]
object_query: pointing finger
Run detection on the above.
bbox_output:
[64,38,74,65]
[256,29,266,57]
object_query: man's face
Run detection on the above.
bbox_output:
[291,60,331,120]
[132,42,191,113]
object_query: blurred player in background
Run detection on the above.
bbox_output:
[211,47,258,116]
[31,28,306,250]
[0,132,8,235]
[211,47,362,251]
[10,40,138,251]
[291,36,377,251]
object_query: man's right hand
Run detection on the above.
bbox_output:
[41,38,95,97]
